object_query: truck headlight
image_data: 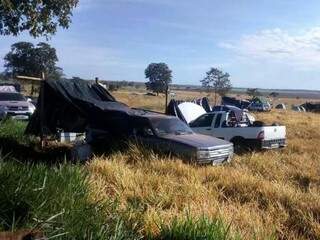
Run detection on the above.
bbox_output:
[197,150,210,159]
[28,105,36,114]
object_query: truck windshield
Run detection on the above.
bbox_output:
[151,118,193,136]
[0,92,26,101]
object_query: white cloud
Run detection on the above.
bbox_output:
[220,27,320,69]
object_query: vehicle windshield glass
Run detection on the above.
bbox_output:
[151,118,193,135]
[0,92,26,101]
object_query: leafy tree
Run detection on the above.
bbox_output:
[247,88,261,97]
[145,63,172,96]
[0,0,78,37]
[4,41,63,80]
[201,68,232,104]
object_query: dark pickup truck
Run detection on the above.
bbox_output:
[131,114,234,164]
[88,112,234,165]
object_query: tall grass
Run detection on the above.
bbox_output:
[0,119,29,144]
[152,215,239,240]
[0,160,139,239]
[89,93,320,240]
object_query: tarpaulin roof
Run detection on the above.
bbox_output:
[166,99,206,124]
[26,79,133,136]
[221,96,251,109]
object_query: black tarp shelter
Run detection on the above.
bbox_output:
[26,79,133,136]
[221,96,251,109]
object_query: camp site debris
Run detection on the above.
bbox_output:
[26,79,234,164]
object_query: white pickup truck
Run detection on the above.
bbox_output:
[189,111,286,151]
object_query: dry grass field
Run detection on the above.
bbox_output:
[88,90,320,239]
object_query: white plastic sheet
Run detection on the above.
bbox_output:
[178,102,206,124]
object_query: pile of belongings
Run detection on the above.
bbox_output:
[300,102,320,113]
[26,79,165,140]
[221,96,251,109]
[166,97,255,125]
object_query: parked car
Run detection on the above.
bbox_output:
[0,92,36,120]
[88,113,234,165]
[133,114,234,164]
[189,111,286,151]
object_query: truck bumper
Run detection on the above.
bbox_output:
[245,139,286,149]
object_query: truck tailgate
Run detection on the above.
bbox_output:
[263,126,286,140]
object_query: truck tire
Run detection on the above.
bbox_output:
[230,137,247,153]
[71,143,92,162]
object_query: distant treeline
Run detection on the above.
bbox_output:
[101,80,320,99]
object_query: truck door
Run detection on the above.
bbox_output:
[189,113,215,136]
[211,113,226,139]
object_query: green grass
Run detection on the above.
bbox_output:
[0,119,29,143]
[0,120,240,239]
[151,215,240,240]
[0,160,139,239]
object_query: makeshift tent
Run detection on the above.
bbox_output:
[211,105,255,123]
[301,102,320,113]
[251,96,269,105]
[275,103,286,110]
[166,99,187,123]
[178,102,206,123]
[194,97,211,112]
[221,96,251,109]
[26,79,133,136]
[166,99,206,124]
[291,105,302,112]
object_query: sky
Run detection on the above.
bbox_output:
[1,0,320,90]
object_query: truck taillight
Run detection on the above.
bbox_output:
[257,130,265,140]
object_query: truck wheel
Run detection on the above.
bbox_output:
[231,137,246,154]
[71,143,93,162]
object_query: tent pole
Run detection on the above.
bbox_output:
[40,72,45,148]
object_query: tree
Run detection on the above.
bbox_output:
[0,0,78,37]
[145,63,172,110]
[145,63,172,95]
[247,88,261,97]
[200,68,232,105]
[4,41,63,79]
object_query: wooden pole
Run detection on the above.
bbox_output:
[165,85,169,113]
[40,72,45,148]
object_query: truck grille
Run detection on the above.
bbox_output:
[262,139,286,148]
[7,106,28,111]
[7,112,30,116]
[198,148,232,164]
